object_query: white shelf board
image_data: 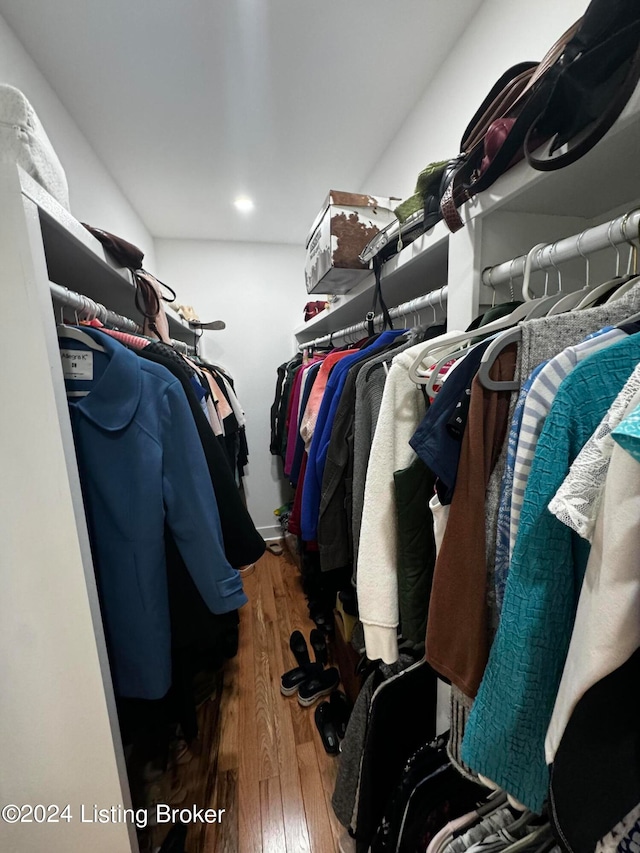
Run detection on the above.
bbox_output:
[295,219,449,341]
[465,85,640,223]
[18,168,195,345]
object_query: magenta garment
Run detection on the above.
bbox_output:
[284,360,321,476]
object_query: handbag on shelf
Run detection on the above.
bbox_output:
[82,224,145,269]
[440,20,580,232]
[523,0,640,171]
[358,160,460,267]
[82,223,176,344]
[303,300,328,322]
[441,0,640,231]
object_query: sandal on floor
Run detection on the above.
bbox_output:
[266,541,284,556]
[329,690,352,739]
[297,667,340,707]
[290,630,311,667]
[315,701,340,755]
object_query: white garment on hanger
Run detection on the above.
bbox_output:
[430,493,450,555]
[217,371,246,428]
[356,341,428,664]
[545,438,640,764]
[549,365,640,541]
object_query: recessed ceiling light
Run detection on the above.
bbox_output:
[234,196,254,213]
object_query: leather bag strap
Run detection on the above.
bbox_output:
[369,256,394,332]
[525,19,640,171]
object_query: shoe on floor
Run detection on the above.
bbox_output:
[310,627,328,666]
[280,662,323,696]
[289,629,311,667]
[329,689,352,739]
[315,701,340,755]
[298,667,340,707]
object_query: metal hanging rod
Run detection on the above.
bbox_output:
[50,281,194,355]
[482,208,640,290]
[300,286,448,349]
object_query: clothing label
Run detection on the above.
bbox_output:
[60,349,94,381]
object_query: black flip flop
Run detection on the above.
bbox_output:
[329,690,352,739]
[289,630,311,667]
[310,628,328,666]
[315,702,340,755]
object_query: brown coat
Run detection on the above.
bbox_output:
[426,345,516,698]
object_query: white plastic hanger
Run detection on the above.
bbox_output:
[543,239,586,315]
[57,324,106,353]
[477,243,566,391]
[58,319,106,398]
[607,272,640,301]
[573,222,630,308]
[408,302,537,385]
[606,226,640,301]
[459,244,554,391]
[520,244,567,316]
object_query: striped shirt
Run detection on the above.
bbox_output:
[508,327,624,556]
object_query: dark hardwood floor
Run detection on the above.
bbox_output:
[151,550,343,852]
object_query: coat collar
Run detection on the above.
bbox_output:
[66,328,142,431]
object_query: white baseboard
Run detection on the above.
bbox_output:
[258,524,283,541]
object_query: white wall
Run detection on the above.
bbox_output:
[362,0,587,202]
[0,12,155,267]
[156,239,306,538]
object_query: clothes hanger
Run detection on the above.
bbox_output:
[57,297,107,354]
[499,824,553,853]
[408,300,536,385]
[476,242,562,391]
[606,213,640,301]
[523,248,568,317]
[475,789,509,818]
[453,242,561,392]
[572,221,630,308]
[543,238,587,315]
[58,301,107,397]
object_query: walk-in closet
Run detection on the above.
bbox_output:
[2,1,640,852]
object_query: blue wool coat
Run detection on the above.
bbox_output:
[62,328,247,699]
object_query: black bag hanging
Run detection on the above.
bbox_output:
[524,0,640,171]
[366,256,394,337]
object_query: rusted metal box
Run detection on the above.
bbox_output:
[305,190,398,294]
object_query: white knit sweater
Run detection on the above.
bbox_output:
[356,342,429,663]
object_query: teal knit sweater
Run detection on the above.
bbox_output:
[462,333,640,812]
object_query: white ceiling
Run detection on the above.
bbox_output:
[0,0,484,244]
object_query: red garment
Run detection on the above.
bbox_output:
[288,453,318,550]
[284,357,323,476]
[288,453,306,536]
[83,318,149,350]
